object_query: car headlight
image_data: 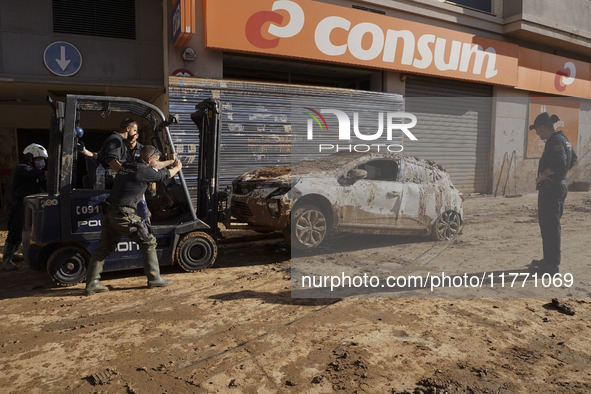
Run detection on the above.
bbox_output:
[267,200,280,217]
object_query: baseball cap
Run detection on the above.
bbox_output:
[529,112,560,130]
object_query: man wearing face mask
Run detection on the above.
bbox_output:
[2,144,47,271]
[85,145,182,294]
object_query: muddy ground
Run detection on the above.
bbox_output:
[1,191,591,393]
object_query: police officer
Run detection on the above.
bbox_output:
[529,112,578,274]
[3,144,47,271]
[125,128,143,163]
[85,145,182,295]
[97,118,138,188]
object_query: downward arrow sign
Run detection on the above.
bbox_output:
[55,46,71,71]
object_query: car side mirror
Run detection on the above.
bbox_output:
[347,169,368,181]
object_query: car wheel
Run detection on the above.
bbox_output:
[290,204,328,250]
[175,232,218,272]
[433,210,462,240]
[47,247,89,286]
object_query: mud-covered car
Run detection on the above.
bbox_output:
[231,152,464,250]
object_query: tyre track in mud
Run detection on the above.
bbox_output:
[0,257,304,391]
[62,236,447,322]
[21,238,289,326]
[152,239,457,386]
[3,235,456,390]
[412,239,455,267]
[169,299,341,385]
[10,236,452,347]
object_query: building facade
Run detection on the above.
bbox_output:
[0,0,590,201]
[168,0,591,194]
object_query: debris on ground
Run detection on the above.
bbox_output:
[90,368,116,385]
[551,298,576,316]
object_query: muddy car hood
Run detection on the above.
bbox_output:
[235,152,448,183]
[235,162,339,183]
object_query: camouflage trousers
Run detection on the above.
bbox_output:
[87,205,159,280]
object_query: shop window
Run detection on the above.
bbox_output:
[445,0,492,13]
[52,0,136,40]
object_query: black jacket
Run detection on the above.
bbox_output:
[538,130,578,185]
[108,159,170,209]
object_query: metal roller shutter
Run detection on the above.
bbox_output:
[168,77,404,194]
[404,76,493,193]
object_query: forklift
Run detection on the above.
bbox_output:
[22,95,221,286]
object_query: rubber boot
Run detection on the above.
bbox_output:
[143,249,171,288]
[538,264,559,275]
[2,242,20,271]
[528,259,544,270]
[528,259,559,275]
[85,260,109,295]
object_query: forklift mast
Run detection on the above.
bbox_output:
[191,98,222,237]
[46,96,64,196]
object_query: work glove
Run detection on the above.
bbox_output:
[77,141,90,156]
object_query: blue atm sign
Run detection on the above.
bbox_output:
[171,0,195,47]
[172,0,182,44]
[43,41,82,77]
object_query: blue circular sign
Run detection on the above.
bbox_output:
[43,41,82,77]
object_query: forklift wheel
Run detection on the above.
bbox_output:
[47,247,89,287]
[175,232,217,272]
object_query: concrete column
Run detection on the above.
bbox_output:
[382,71,406,95]
[490,87,535,195]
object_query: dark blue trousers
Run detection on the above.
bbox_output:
[537,184,567,268]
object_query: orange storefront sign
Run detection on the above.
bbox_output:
[204,0,519,86]
[203,0,591,98]
[517,48,591,98]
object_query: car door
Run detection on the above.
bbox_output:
[396,160,431,231]
[338,159,405,228]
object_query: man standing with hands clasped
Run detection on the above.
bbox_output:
[529,112,578,275]
[85,145,182,295]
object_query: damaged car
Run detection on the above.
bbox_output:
[231,152,464,250]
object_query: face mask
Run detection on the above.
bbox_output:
[34,159,45,170]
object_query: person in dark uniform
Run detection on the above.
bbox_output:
[529,112,578,274]
[3,144,47,271]
[85,145,182,295]
[125,121,144,163]
[96,119,175,178]
[126,134,143,163]
[97,118,138,188]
